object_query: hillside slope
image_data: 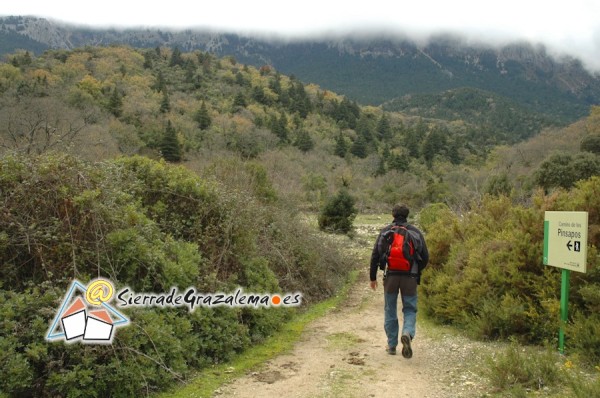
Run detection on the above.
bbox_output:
[1,44,598,213]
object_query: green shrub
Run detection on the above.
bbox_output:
[0,153,354,397]
[565,369,600,398]
[569,313,600,366]
[421,185,600,350]
[473,294,549,341]
[318,188,357,234]
[485,342,564,393]
[535,152,600,191]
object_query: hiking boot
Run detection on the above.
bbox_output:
[401,334,413,359]
[386,346,396,355]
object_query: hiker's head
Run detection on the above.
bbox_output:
[392,204,409,219]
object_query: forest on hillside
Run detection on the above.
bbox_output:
[1,45,599,213]
[1,46,600,397]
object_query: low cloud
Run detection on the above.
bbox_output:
[2,0,599,73]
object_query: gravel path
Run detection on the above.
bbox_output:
[214,269,496,398]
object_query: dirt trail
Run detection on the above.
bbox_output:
[214,270,488,398]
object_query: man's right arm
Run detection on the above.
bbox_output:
[370,230,385,282]
[369,235,380,282]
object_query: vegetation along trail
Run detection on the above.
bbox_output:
[214,222,490,398]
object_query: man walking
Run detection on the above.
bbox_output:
[369,204,429,358]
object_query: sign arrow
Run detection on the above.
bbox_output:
[567,240,573,251]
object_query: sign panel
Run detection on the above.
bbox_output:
[543,211,588,273]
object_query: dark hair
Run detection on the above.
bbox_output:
[392,204,409,219]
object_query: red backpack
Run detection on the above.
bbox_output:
[379,225,418,272]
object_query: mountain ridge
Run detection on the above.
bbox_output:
[1,15,599,122]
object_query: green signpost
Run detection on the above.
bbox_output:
[543,211,588,354]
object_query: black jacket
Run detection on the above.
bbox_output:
[369,216,429,282]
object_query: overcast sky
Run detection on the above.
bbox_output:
[2,0,600,71]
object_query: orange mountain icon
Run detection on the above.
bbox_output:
[60,297,115,341]
[61,297,87,340]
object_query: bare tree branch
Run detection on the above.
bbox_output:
[0,96,89,155]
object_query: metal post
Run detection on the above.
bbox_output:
[559,269,570,354]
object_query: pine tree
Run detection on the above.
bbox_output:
[252,86,269,105]
[350,135,368,158]
[198,52,213,74]
[288,80,311,118]
[403,127,420,158]
[375,157,387,176]
[388,153,409,172]
[404,119,429,159]
[154,71,166,92]
[421,126,447,166]
[236,72,248,87]
[270,114,289,142]
[382,144,391,160]
[169,46,184,67]
[233,92,247,108]
[107,87,123,117]
[143,50,153,69]
[334,97,360,129]
[377,114,392,140]
[294,130,314,152]
[185,60,196,84]
[160,120,182,162]
[334,132,348,158]
[194,102,212,130]
[269,73,282,96]
[160,91,171,113]
[356,114,374,143]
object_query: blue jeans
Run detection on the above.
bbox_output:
[383,275,418,348]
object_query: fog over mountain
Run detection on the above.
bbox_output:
[2,0,600,71]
